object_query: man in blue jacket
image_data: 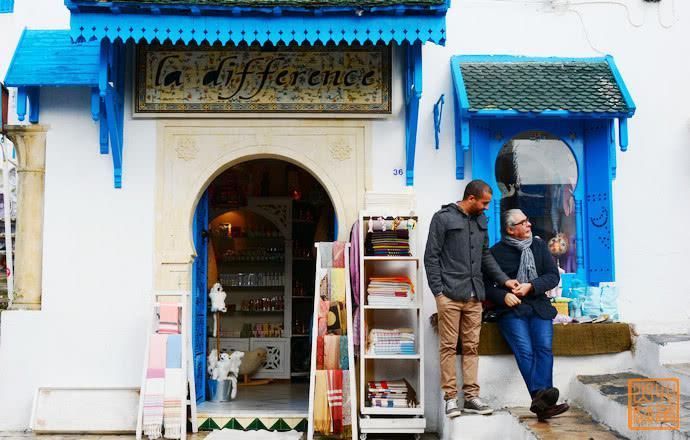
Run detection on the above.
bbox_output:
[485,208,570,421]
[424,180,518,418]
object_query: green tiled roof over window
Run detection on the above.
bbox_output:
[457,58,632,114]
[77,0,446,6]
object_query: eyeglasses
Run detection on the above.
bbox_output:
[512,217,530,227]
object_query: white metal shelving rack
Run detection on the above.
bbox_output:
[358,212,425,439]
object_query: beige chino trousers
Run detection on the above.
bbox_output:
[435,294,483,401]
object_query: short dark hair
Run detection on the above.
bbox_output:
[463,179,492,200]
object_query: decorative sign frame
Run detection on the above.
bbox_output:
[135,44,392,115]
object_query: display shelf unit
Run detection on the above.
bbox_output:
[0,139,16,310]
[358,212,425,439]
[210,197,294,379]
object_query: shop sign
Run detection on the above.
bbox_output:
[135,44,391,115]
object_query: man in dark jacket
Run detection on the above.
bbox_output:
[485,208,569,421]
[425,180,518,418]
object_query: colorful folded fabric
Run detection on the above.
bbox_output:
[332,241,345,268]
[163,334,183,439]
[330,269,346,303]
[317,335,325,370]
[339,335,348,370]
[324,335,341,370]
[314,371,331,434]
[143,334,167,439]
[320,242,333,268]
[158,304,180,334]
[318,299,330,336]
[327,369,343,434]
[341,370,352,428]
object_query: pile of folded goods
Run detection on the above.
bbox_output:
[367,328,415,355]
[367,379,418,408]
[366,276,415,306]
[365,230,410,256]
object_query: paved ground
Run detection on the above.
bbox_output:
[0,433,438,440]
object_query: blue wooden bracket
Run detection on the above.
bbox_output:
[433,94,445,150]
[609,119,617,180]
[404,41,422,186]
[618,117,629,152]
[15,86,41,123]
[98,39,125,188]
[16,86,26,122]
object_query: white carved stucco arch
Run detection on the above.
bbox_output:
[154,119,369,291]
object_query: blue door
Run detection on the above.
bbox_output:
[192,191,209,403]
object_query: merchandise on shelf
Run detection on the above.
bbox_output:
[367,328,415,355]
[364,229,411,256]
[220,272,284,287]
[366,276,415,306]
[367,379,418,408]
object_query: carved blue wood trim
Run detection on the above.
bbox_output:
[404,41,422,186]
[70,12,446,46]
[98,40,126,188]
[66,0,450,17]
[449,56,470,179]
[433,94,444,150]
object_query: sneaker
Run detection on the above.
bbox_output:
[463,397,494,415]
[445,398,463,418]
[530,387,559,413]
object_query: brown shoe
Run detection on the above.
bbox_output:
[536,402,570,422]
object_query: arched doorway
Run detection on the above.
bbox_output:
[192,158,336,425]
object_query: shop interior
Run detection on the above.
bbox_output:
[201,158,335,417]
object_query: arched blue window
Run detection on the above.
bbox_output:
[495,131,580,274]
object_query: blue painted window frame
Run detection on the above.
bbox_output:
[471,118,616,286]
[0,0,13,13]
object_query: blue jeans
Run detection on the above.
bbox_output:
[497,308,554,397]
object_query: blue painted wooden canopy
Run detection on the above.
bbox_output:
[449,55,636,286]
[66,0,448,46]
[450,55,636,180]
[5,29,101,124]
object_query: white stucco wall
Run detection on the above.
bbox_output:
[1,0,689,432]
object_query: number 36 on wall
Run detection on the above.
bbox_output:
[393,168,404,176]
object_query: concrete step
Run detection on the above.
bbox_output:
[571,371,690,439]
[508,406,626,439]
[635,334,690,395]
[439,410,534,440]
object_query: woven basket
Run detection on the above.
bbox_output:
[553,302,569,316]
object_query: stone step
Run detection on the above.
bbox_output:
[439,410,534,440]
[571,371,690,439]
[646,334,690,365]
[635,335,690,395]
[508,406,626,439]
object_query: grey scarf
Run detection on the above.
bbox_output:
[502,235,538,283]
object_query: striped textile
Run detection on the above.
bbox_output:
[143,334,167,439]
[327,370,343,434]
[163,334,183,439]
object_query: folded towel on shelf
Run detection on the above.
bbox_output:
[330,269,346,303]
[366,276,415,306]
[367,328,416,356]
[366,379,418,408]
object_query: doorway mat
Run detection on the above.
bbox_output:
[198,416,308,432]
